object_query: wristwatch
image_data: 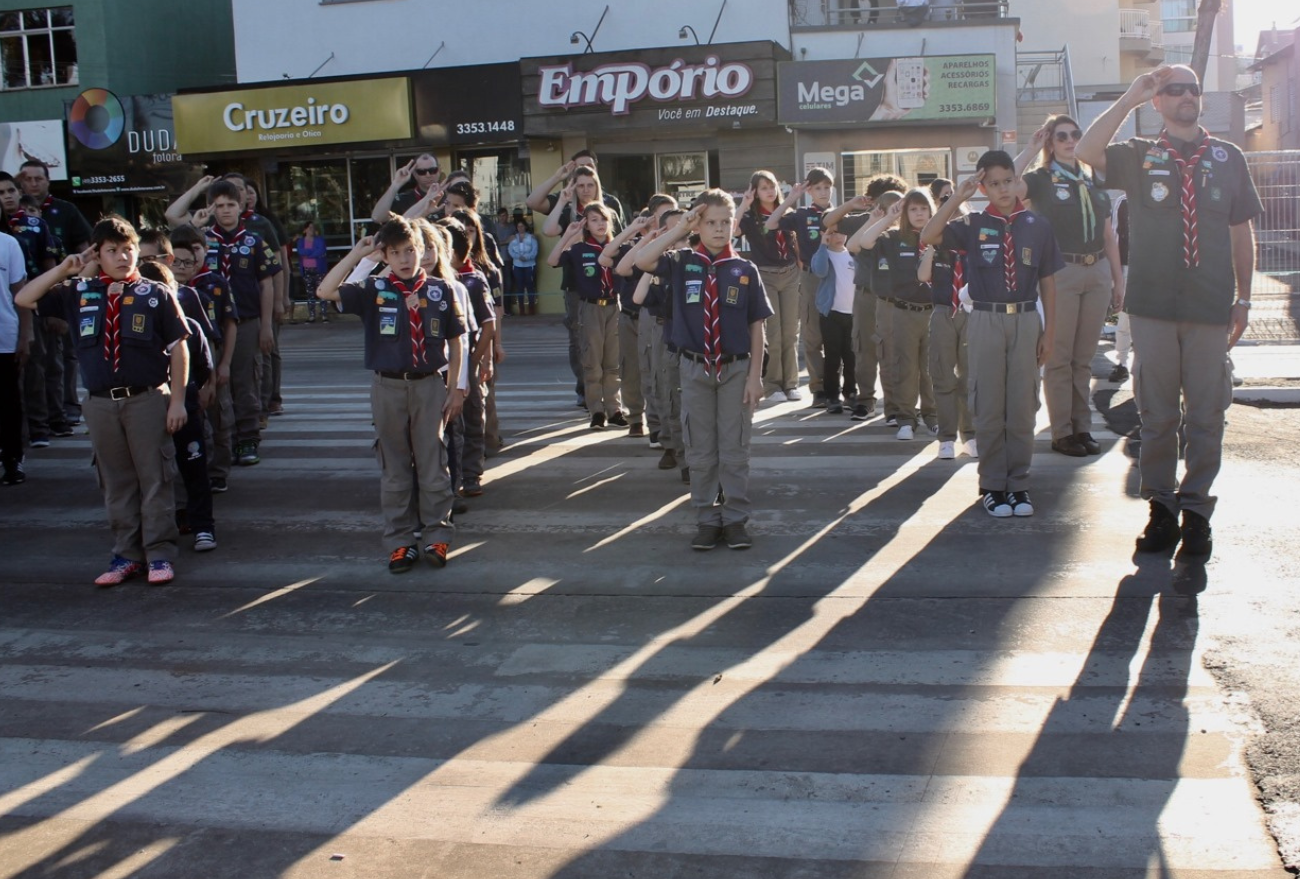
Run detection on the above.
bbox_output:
[1234,298,1251,309]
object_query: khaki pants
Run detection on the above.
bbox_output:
[650,326,682,456]
[797,268,824,393]
[891,304,936,429]
[1044,259,1112,439]
[875,297,900,419]
[638,310,660,436]
[618,311,644,426]
[1130,315,1231,519]
[85,389,178,562]
[929,308,973,443]
[967,310,1042,493]
[680,356,754,527]
[579,300,621,416]
[230,317,262,443]
[370,373,454,549]
[851,286,880,406]
[760,264,801,394]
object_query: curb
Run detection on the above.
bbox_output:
[1234,387,1300,405]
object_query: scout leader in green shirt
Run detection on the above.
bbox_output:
[1077,64,1263,563]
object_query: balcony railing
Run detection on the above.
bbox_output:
[788,0,1009,29]
[1119,8,1152,40]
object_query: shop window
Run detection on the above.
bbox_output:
[841,149,952,198]
[0,7,76,91]
[452,148,531,219]
[657,153,710,205]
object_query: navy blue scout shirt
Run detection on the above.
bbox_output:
[1103,134,1262,325]
[181,316,213,392]
[877,231,930,305]
[51,276,189,392]
[338,274,465,374]
[7,213,58,277]
[203,227,280,321]
[738,212,796,268]
[456,268,495,335]
[777,204,827,269]
[174,286,217,347]
[188,268,238,343]
[941,210,1064,303]
[613,241,642,315]
[559,238,615,303]
[927,247,963,308]
[653,245,773,356]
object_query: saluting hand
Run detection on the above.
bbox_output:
[955,171,984,203]
[392,160,415,187]
[191,207,213,227]
[1029,125,1050,152]
[1125,66,1173,107]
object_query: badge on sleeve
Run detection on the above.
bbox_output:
[725,286,739,305]
[1150,182,1169,202]
[1212,145,1228,163]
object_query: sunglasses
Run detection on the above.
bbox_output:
[413,167,439,176]
[1054,129,1083,142]
[1158,83,1202,97]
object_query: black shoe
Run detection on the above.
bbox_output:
[1108,364,1129,383]
[388,545,419,574]
[981,490,1012,518]
[1008,490,1035,517]
[850,403,874,421]
[452,498,469,515]
[209,477,229,493]
[811,392,828,409]
[722,522,752,550]
[49,423,74,437]
[681,466,690,484]
[648,431,662,449]
[691,524,722,551]
[607,411,628,427]
[1076,432,1102,455]
[1180,509,1213,558]
[658,449,677,470]
[826,402,843,415]
[1050,435,1088,457]
[589,412,606,430]
[1,458,25,486]
[29,435,49,449]
[1135,500,1180,554]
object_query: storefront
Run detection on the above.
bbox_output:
[172,64,525,258]
[521,40,795,213]
[777,54,1010,202]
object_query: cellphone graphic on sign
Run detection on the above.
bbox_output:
[895,58,926,110]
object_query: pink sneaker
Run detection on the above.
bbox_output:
[95,556,143,586]
[147,560,175,585]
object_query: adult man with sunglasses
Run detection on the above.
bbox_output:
[370,154,443,224]
[1078,64,1261,562]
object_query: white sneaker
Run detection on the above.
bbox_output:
[766,390,787,403]
[896,424,914,441]
[784,388,803,401]
[964,438,978,458]
[938,441,956,459]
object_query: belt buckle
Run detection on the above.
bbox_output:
[1083,254,1096,266]
[1002,303,1015,315]
[110,387,129,400]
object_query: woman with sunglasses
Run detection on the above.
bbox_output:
[1018,115,1123,458]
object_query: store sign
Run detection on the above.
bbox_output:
[63,90,202,195]
[174,78,413,153]
[537,56,755,116]
[523,41,785,135]
[778,55,996,125]
[413,63,523,145]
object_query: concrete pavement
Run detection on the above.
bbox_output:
[0,317,1293,878]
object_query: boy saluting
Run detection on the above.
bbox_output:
[16,217,190,585]
[316,216,466,573]
[636,191,772,551]
[921,151,1062,519]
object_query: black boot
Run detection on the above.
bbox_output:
[1135,500,1180,554]
[1179,509,1213,558]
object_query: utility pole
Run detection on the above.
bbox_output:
[1189,0,1221,83]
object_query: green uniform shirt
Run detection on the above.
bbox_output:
[1103,134,1261,326]
[1023,164,1111,254]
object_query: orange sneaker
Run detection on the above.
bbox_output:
[424,543,448,568]
[388,545,418,574]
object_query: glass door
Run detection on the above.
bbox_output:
[656,152,709,205]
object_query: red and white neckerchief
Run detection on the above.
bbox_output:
[1157,128,1212,268]
[585,236,615,297]
[759,207,789,261]
[207,221,248,278]
[7,210,27,233]
[693,243,739,381]
[949,248,967,316]
[40,194,54,212]
[986,202,1029,296]
[388,270,429,369]
[98,270,142,374]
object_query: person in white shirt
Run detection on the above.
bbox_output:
[810,221,858,415]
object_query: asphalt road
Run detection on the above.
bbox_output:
[0,316,1295,878]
